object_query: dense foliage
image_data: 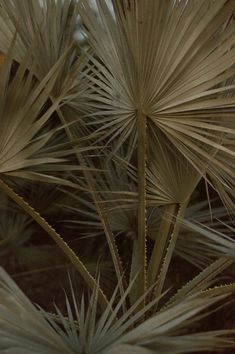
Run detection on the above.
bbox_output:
[0,1,235,353]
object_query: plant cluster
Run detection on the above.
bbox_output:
[0,1,235,353]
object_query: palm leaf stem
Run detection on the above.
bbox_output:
[166,257,234,308]
[151,202,188,307]
[147,204,178,288]
[0,177,109,311]
[134,111,147,306]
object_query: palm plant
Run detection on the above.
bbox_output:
[0,0,235,353]
[77,0,235,302]
[1,266,235,354]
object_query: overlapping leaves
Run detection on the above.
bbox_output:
[0,267,235,354]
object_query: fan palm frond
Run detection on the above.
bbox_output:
[0,0,93,137]
[1,2,235,353]
[154,200,235,269]
[78,0,235,198]
[0,39,82,185]
[179,218,235,264]
[76,0,235,301]
[0,267,75,354]
[0,0,79,81]
[1,267,235,354]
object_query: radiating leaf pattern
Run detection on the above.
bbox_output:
[0,1,235,353]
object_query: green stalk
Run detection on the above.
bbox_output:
[147,203,178,287]
[0,178,108,311]
[153,202,188,306]
[135,111,147,304]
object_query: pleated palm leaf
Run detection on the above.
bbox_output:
[77,0,235,301]
[0,1,128,296]
[178,218,235,269]
[0,40,81,186]
[146,127,200,206]
[0,0,93,139]
[0,3,235,354]
[0,0,79,91]
[0,267,75,354]
[175,200,235,268]
[1,266,235,354]
[0,34,110,306]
